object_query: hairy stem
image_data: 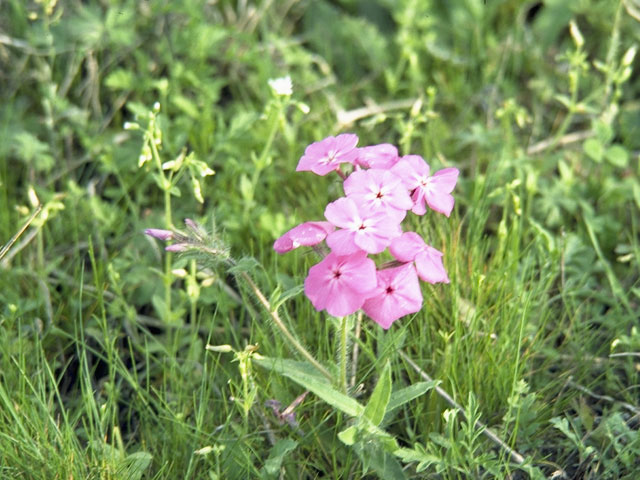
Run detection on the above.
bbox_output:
[236,269,334,383]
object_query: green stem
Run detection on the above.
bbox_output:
[257,104,281,169]
[339,316,349,393]
[149,128,174,323]
[603,0,624,106]
[163,184,173,322]
[189,259,197,325]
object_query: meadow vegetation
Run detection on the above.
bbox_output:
[1,0,639,478]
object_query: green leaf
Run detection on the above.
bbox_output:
[604,144,629,168]
[363,361,392,427]
[12,131,55,172]
[227,256,260,275]
[151,294,168,323]
[395,446,439,473]
[123,451,152,480]
[633,181,640,210]
[583,138,604,163]
[387,381,439,413]
[105,69,136,90]
[254,357,363,417]
[172,94,200,119]
[262,439,297,477]
[239,174,253,202]
[338,425,358,446]
[354,442,407,480]
[271,284,304,312]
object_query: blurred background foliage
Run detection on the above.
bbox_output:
[1,0,639,478]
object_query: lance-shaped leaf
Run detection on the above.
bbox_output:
[254,357,363,417]
[363,361,392,427]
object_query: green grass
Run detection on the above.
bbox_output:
[1,0,639,478]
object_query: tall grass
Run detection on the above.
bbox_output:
[1,0,639,478]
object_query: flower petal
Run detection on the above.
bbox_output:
[324,197,360,229]
[389,232,427,262]
[356,143,399,169]
[362,264,422,329]
[430,168,459,193]
[425,192,455,217]
[304,252,376,317]
[415,248,450,284]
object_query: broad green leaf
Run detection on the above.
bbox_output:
[337,425,358,446]
[262,439,297,477]
[363,361,392,427]
[605,144,629,168]
[387,381,439,413]
[354,442,407,480]
[254,357,363,417]
[583,138,604,163]
[123,451,152,480]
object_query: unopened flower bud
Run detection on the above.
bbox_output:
[145,228,173,241]
[165,243,189,252]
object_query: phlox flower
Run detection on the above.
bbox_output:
[356,143,399,169]
[304,251,377,317]
[324,197,402,255]
[343,169,413,221]
[362,263,423,329]
[296,134,359,176]
[391,155,459,217]
[390,232,449,284]
[273,221,334,254]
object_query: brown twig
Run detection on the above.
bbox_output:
[526,130,592,155]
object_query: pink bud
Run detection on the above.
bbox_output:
[145,228,173,241]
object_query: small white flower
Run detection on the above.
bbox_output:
[268,76,293,96]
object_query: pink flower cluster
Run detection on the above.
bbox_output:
[275,134,459,329]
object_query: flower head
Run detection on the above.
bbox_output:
[343,169,413,221]
[324,197,402,255]
[296,134,359,176]
[362,263,423,329]
[391,156,459,216]
[304,251,377,317]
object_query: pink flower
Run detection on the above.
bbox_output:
[343,169,413,221]
[324,197,402,255]
[390,232,449,284]
[391,156,459,217]
[304,251,377,317]
[273,221,334,254]
[356,144,399,169]
[362,264,423,329]
[296,134,359,176]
